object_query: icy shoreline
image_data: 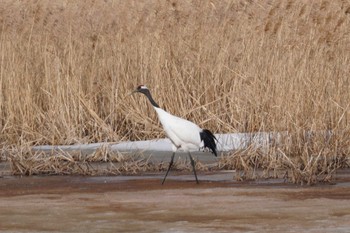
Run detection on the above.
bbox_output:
[33,132,282,153]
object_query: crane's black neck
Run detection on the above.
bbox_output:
[141,89,160,108]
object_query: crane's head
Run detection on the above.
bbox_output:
[132,85,150,95]
[131,85,160,108]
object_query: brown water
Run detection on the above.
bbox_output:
[0,170,350,233]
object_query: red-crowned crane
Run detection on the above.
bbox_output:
[132,85,217,184]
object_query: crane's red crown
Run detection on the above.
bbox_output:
[137,85,148,90]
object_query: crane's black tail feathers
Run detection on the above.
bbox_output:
[200,129,217,157]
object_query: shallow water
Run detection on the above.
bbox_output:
[0,170,350,233]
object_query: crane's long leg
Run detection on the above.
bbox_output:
[188,152,199,184]
[162,152,175,185]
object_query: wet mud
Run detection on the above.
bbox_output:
[0,170,350,233]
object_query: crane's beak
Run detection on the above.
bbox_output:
[128,89,138,96]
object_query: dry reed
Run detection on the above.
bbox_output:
[0,0,349,183]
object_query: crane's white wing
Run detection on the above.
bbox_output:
[154,108,202,150]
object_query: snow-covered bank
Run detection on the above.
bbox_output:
[32,132,281,153]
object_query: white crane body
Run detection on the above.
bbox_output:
[133,85,217,184]
[154,107,202,152]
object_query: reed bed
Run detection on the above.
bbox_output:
[0,0,350,183]
[219,131,350,184]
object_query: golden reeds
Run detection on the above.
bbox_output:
[0,0,349,183]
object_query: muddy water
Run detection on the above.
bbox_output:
[0,171,350,233]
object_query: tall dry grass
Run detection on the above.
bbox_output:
[0,0,350,181]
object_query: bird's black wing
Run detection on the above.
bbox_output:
[200,129,217,156]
